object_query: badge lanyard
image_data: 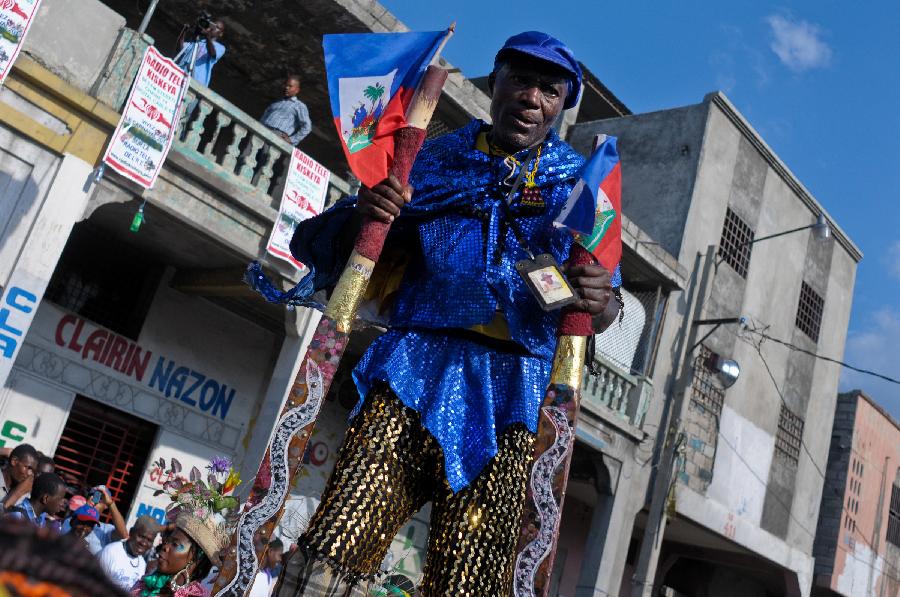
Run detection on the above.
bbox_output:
[499,147,578,312]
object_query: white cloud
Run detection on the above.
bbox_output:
[840,307,900,419]
[766,14,832,72]
[886,240,900,281]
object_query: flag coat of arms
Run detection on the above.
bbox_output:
[323,30,447,188]
[555,135,622,273]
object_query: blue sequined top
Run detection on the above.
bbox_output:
[292,119,587,491]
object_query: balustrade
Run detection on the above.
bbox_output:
[581,351,651,429]
[173,81,350,207]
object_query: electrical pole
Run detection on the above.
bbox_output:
[630,246,715,597]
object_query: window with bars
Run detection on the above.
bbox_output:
[888,483,900,548]
[775,404,804,463]
[690,346,725,416]
[717,208,755,278]
[795,281,825,343]
[54,395,158,522]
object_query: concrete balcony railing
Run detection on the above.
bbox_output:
[173,79,352,210]
[581,352,652,431]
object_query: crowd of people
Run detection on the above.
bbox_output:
[0,443,286,596]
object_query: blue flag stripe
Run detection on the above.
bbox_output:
[555,137,619,235]
[580,137,619,191]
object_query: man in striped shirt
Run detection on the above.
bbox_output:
[260,75,313,146]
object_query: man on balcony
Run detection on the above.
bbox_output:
[260,75,313,147]
[175,17,226,88]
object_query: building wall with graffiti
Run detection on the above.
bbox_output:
[0,279,282,521]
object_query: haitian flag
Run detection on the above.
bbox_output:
[323,30,447,188]
[555,134,622,273]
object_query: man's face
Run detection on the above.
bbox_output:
[489,58,569,153]
[42,486,68,516]
[283,78,300,98]
[266,547,283,570]
[209,20,225,39]
[9,455,36,484]
[71,520,97,540]
[128,527,158,556]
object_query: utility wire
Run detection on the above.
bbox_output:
[739,326,900,579]
[743,327,900,386]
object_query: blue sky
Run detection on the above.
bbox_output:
[381,0,900,417]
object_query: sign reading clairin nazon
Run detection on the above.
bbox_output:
[53,312,237,421]
[266,148,330,269]
[0,0,42,85]
[102,46,185,189]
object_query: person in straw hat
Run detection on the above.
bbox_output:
[131,513,220,597]
[133,455,241,596]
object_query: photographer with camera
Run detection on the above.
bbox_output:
[175,12,226,87]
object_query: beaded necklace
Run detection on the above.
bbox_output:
[487,136,544,207]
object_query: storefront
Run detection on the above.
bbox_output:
[0,222,282,525]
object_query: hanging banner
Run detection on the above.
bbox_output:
[102,46,185,189]
[266,148,330,269]
[0,0,43,85]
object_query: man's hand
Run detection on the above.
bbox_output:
[98,486,114,507]
[279,132,291,143]
[356,175,412,223]
[6,475,33,505]
[98,485,129,540]
[564,262,619,332]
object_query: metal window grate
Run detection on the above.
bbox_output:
[775,404,804,463]
[795,281,824,343]
[690,346,725,416]
[888,484,900,547]
[54,395,158,523]
[717,208,755,278]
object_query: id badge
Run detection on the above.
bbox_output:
[516,254,577,311]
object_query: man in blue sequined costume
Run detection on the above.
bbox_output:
[277,32,621,596]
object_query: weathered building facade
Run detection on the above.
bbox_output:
[570,94,861,596]
[812,390,900,597]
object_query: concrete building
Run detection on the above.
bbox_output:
[570,94,862,595]
[0,0,685,595]
[812,390,900,596]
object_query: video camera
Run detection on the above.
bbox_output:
[191,10,215,38]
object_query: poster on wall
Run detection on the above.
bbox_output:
[0,0,42,85]
[265,149,331,269]
[102,46,185,189]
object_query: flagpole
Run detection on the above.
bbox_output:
[211,62,450,597]
[433,22,456,62]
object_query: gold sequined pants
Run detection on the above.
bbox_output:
[278,383,535,596]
